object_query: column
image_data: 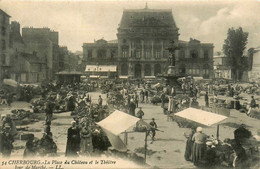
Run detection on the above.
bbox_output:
[161,40,164,57]
[142,40,144,58]
[152,40,154,58]
[141,63,145,78]
[129,40,132,57]
[151,64,154,76]
[185,48,189,58]
[199,48,203,58]
[118,40,122,58]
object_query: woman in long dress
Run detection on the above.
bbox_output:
[184,128,195,161]
[65,121,80,157]
[192,127,207,165]
[80,122,93,155]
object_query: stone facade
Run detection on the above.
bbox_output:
[0,9,10,81]
[82,7,214,79]
[22,27,59,80]
[9,22,47,83]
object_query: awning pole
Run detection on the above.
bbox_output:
[144,130,148,163]
[216,124,219,140]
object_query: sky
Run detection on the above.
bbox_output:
[1,0,260,53]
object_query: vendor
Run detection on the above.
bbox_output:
[136,107,144,119]
[192,127,207,166]
[250,96,257,108]
[184,127,195,161]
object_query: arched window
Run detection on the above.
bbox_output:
[144,64,151,76]
[135,64,142,78]
[121,63,128,75]
[154,64,161,76]
[97,49,106,58]
[190,50,198,59]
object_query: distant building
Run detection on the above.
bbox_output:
[82,6,214,79]
[213,54,232,79]
[248,47,260,82]
[22,27,59,80]
[0,9,11,81]
[9,21,47,83]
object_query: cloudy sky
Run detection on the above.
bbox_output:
[1,0,260,53]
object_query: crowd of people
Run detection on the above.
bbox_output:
[0,77,259,168]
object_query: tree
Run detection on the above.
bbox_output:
[223,27,248,81]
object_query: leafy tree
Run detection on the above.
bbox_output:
[223,27,248,81]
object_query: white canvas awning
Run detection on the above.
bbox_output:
[175,108,228,126]
[100,76,109,79]
[193,76,203,81]
[144,76,156,79]
[85,65,117,72]
[89,75,99,78]
[97,110,140,135]
[119,76,128,79]
[97,110,140,151]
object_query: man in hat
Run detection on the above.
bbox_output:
[205,92,209,107]
[192,127,208,165]
[98,95,103,107]
[129,99,136,116]
[250,96,257,108]
[149,118,157,141]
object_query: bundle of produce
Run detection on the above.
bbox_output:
[92,127,111,151]
[150,96,161,104]
[11,109,31,120]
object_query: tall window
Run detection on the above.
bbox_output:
[136,50,141,58]
[145,50,150,58]
[121,63,128,75]
[88,50,92,58]
[144,64,151,76]
[1,54,6,65]
[122,49,128,58]
[190,50,198,59]
[155,51,161,58]
[203,64,210,77]
[1,27,6,36]
[204,50,209,59]
[1,40,6,50]
[180,50,185,58]
[97,49,106,58]
[111,50,116,58]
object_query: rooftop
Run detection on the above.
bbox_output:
[0,9,11,17]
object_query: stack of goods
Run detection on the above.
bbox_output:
[11,109,31,121]
[107,91,127,112]
[150,95,161,105]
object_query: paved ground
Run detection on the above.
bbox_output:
[1,92,260,168]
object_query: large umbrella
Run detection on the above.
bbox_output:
[174,107,227,127]
[3,79,19,88]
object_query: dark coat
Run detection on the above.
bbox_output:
[65,127,80,157]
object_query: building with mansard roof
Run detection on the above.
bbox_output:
[82,6,214,79]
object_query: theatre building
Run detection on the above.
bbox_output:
[82,6,214,79]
